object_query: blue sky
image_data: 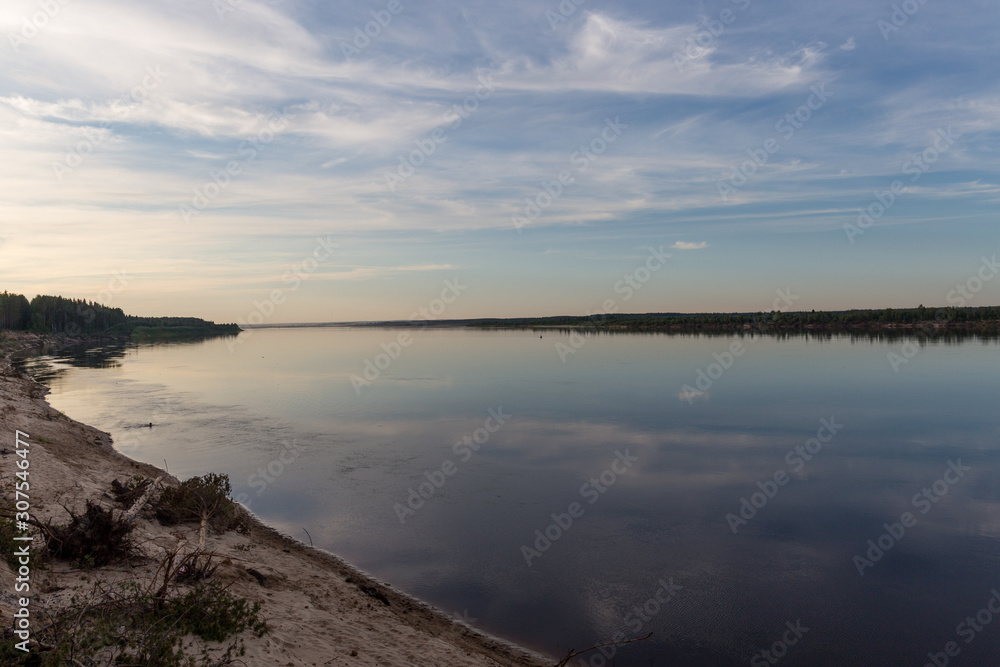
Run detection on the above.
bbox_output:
[1,0,998,322]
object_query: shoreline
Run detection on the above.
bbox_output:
[0,331,551,666]
[233,306,1000,338]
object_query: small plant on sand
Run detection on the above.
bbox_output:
[0,547,268,666]
[2,580,267,666]
[167,581,267,642]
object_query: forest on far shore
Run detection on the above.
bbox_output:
[0,291,239,339]
[463,305,1000,334]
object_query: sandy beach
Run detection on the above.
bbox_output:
[0,332,551,667]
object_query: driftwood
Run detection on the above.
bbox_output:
[118,476,162,525]
[554,632,653,666]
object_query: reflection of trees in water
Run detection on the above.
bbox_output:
[14,343,129,385]
[520,326,999,344]
[15,337,226,386]
[58,343,130,369]
[14,357,67,384]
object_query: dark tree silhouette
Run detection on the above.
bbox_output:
[0,291,238,339]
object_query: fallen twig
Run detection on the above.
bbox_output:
[554,632,653,666]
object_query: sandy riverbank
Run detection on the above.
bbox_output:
[0,331,551,667]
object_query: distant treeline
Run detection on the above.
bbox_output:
[465,305,1000,333]
[0,292,239,339]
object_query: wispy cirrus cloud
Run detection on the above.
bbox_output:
[493,14,824,96]
[324,264,461,281]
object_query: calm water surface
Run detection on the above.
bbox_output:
[23,328,1000,666]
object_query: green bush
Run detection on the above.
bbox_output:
[14,578,267,666]
[155,473,240,532]
[168,582,268,642]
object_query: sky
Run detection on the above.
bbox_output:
[1,0,998,323]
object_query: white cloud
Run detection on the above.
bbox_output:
[672,241,708,250]
[493,13,823,96]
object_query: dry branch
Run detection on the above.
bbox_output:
[554,632,653,666]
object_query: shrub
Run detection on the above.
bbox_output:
[12,574,267,666]
[45,501,136,567]
[168,582,268,642]
[155,473,240,532]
